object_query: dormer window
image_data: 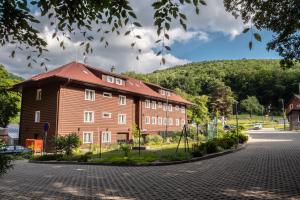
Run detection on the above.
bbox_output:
[166,91,171,96]
[107,76,114,83]
[290,104,293,109]
[161,90,166,95]
[116,78,123,85]
[36,89,42,101]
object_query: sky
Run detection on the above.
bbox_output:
[0,0,280,79]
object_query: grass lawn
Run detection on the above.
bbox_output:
[88,143,194,165]
[226,114,289,130]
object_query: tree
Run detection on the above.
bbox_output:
[210,82,235,117]
[240,96,263,118]
[224,0,300,67]
[1,1,299,67]
[0,139,13,176]
[188,95,209,126]
[0,92,19,128]
[188,95,209,143]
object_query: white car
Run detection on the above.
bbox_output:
[253,123,262,130]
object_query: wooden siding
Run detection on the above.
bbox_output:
[140,98,186,134]
[58,84,135,146]
[19,84,59,147]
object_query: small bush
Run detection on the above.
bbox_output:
[120,144,131,157]
[145,135,163,145]
[77,152,93,162]
[204,140,220,154]
[32,154,63,161]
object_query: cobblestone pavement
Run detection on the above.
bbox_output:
[1,132,300,200]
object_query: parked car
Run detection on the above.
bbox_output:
[0,145,33,155]
[253,123,263,130]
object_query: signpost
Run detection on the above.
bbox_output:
[43,122,50,153]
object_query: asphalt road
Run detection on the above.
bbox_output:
[0,131,300,200]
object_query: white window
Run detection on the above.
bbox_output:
[166,91,171,96]
[118,114,126,124]
[290,104,293,109]
[145,116,150,124]
[163,103,167,111]
[119,95,126,105]
[34,111,40,123]
[169,118,173,126]
[107,76,114,83]
[36,89,42,101]
[151,101,156,109]
[163,118,167,125]
[85,89,95,101]
[103,92,112,98]
[158,117,162,125]
[161,90,165,95]
[83,132,93,144]
[168,104,173,112]
[181,119,185,126]
[102,131,111,143]
[158,102,162,108]
[175,105,179,111]
[84,111,94,123]
[152,117,157,125]
[176,119,180,126]
[145,100,151,108]
[116,78,123,85]
[102,112,112,118]
[181,106,185,113]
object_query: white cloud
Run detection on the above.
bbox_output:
[0,0,244,78]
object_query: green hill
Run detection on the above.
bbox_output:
[124,59,300,112]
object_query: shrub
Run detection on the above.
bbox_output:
[77,152,93,162]
[145,135,163,145]
[32,154,63,161]
[53,133,81,156]
[0,139,13,176]
[120,144,131,157]
[205,140,220,154]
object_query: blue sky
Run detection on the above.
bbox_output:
[171,31,279,62]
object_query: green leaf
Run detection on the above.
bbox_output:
[254,33,262,42]
[133,22,142,27]
[243,28,250,33]
[124,30,131,36]
[165,46,171,51]
[249,41,253,50]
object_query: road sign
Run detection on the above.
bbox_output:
[43,122,50,132]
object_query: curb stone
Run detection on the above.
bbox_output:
[29,143,247,167]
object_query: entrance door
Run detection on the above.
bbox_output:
[117,133,129,143]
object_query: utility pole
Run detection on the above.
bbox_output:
[281,99,286,131]
[235,101,239,146]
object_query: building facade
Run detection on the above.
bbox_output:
[286,94,300,130]
[13,62,192,149]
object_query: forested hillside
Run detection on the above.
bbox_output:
[125,59,300,113]
[0,65,23,126]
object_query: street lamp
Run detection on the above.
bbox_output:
[235,101,239,147]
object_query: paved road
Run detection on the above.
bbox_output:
[1,132,300,200]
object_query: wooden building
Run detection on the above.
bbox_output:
[286,94,300,130]
[13,62,192,149]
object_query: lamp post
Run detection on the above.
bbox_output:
[280,99,286,131]
[235,101,239,146]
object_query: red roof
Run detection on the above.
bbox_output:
[16,61,192,105]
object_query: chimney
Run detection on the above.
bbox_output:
[111,66,116,73]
